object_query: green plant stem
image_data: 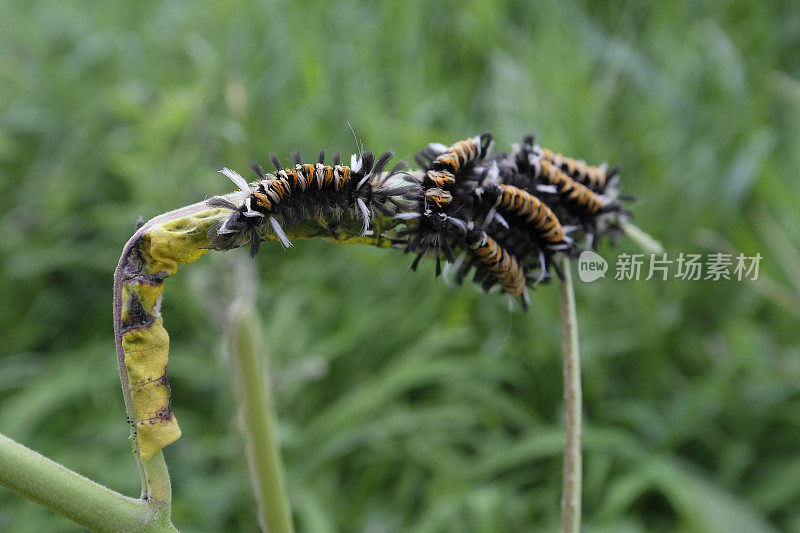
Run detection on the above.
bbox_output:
[228,280,294,533]
[0,433,177,533]
[559,258,582,533]
[142,452,172,504]
[620,219,664,255]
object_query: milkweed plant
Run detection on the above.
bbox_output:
[0,132,660,532]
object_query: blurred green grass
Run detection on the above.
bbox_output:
[1,1,799,531]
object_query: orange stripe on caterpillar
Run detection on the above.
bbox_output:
[252,191,272,210]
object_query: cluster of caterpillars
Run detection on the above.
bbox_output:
[209,132,627,309]
[399,133,625,308]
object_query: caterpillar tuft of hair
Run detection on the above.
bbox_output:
[397,132,630,309]
[207,149,414,256]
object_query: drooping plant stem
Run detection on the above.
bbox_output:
[0,433,177,533]
[112,197,399,497]
[558,257,582,533]
[227,259,294,533]
[112,209,215,515]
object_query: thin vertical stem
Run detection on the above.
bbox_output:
[228,260,294,533]
[141,452,172,505]
[559,257,582,533]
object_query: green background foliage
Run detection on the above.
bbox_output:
[1,1,799,531]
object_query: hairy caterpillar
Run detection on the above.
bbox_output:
[479,184,566,244]
[527,136,617,192]
[414,133,494,176]
[465,229,526,297]
[530,158,605,216]
[208,150,412,256]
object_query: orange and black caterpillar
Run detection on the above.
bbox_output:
[208,149,412,256]
[415,132,494,177]
[512,137,609,218]
[465,230,526,298]
[479,184,566,244]
[533,158,605,216]
[528,136,617,192]
[432,135,491,174]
